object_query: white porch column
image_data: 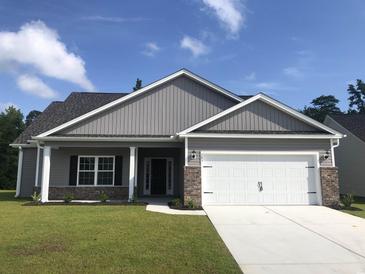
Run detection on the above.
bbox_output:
[185,137,188,166]
[40,146,51,203]
[15,147,23,198]
[34,144,41,187]
[128,147,136,201]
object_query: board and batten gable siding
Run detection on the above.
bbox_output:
[19,148,37,197]
[324,117,365,196]
[187,138,332,167]
[58,76,237,136]
[198,100,323,133]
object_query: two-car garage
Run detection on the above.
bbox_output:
[201,152,321,206]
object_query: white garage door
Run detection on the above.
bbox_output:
[201,153,319,205]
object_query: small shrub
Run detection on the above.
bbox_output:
[341,194,354,209]
[31,192,41,204]
[63,193,74,203]
[98,191,109,203]
[169,198,182,208]
[186,198,197,209]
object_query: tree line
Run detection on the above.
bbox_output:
[0,78,364,189]
[0,108,41,189]
[302,79,365,122]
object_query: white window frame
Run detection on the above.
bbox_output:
[143,157,174,195]
[77,155,115,186]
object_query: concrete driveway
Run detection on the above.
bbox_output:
[204,206,365,274]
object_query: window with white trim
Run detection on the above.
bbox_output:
[78,156,115,186]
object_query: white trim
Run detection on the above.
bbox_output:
[9,143,36,148]
[315,152,323,205]
[179,133,342,139]
[202,150,322,155]
[36,69,243,138]
[178,93,343,137]
[77,155,115,186]
[200,150,322,206]
[134,148,138,187]
[166,158,174,195]
[32,136,176,142]
[184,137,188,166]
[143,157,174,195]
[40,146,51,203]
[15,147,23,198]
[143,158,151,195]
[129,147,136,200]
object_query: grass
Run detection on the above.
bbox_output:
[0,190,241,274]
[340,196,365,219]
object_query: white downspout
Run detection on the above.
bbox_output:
[185,137,188,166]
[15,147,23,198]
[330,139,340,167]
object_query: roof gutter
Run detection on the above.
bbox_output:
[31,136,180,142]
[178,133,343,139]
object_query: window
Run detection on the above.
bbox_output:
[78,156,115,186]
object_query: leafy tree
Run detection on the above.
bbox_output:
[302,95,342,122]
[25,110,41,127]
[0,106,25,189]
[348,79,365,113]
[133,78,142,91]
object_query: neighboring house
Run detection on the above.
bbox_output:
[324,114,365,197]
[11,69,343,207]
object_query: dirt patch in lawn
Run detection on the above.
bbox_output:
[10,240,66,256]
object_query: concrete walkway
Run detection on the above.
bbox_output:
[204,205,365,274]
[143,198,206,215]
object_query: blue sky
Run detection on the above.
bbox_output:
[0,0,365,116]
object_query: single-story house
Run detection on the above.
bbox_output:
[11,69,343,207]
[324,114,365,197]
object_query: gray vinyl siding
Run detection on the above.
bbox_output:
[59,75,237,136]
[49,147,130,187]
[187,138,332,167]
[20,148,37,197]
[198,100,322,132]
[324,117,365,196]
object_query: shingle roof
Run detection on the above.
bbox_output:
[14,92,128,143]
[328,114,365,142]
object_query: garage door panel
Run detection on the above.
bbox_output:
[202,154,319,205]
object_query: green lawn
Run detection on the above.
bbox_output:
[341,197,365,219]
[0,190,240,274]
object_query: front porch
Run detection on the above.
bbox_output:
[36,143,184,202]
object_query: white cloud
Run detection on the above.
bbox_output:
[17,74,57,99]
[0,102,18,112]
[180,35,209,57]
[255,81,295,92]
[142,42,160,57]
[256,82,278,89]
[81,15,146,23]
[0,20,94,90]
[283,67,303,78]
[201,0,246,37]
[244,72,256,81]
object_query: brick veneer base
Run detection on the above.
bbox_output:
[320,167,340,208]
[184,166,202,206]
[33,186,129,200]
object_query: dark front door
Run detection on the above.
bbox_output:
[151,159,167,195]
